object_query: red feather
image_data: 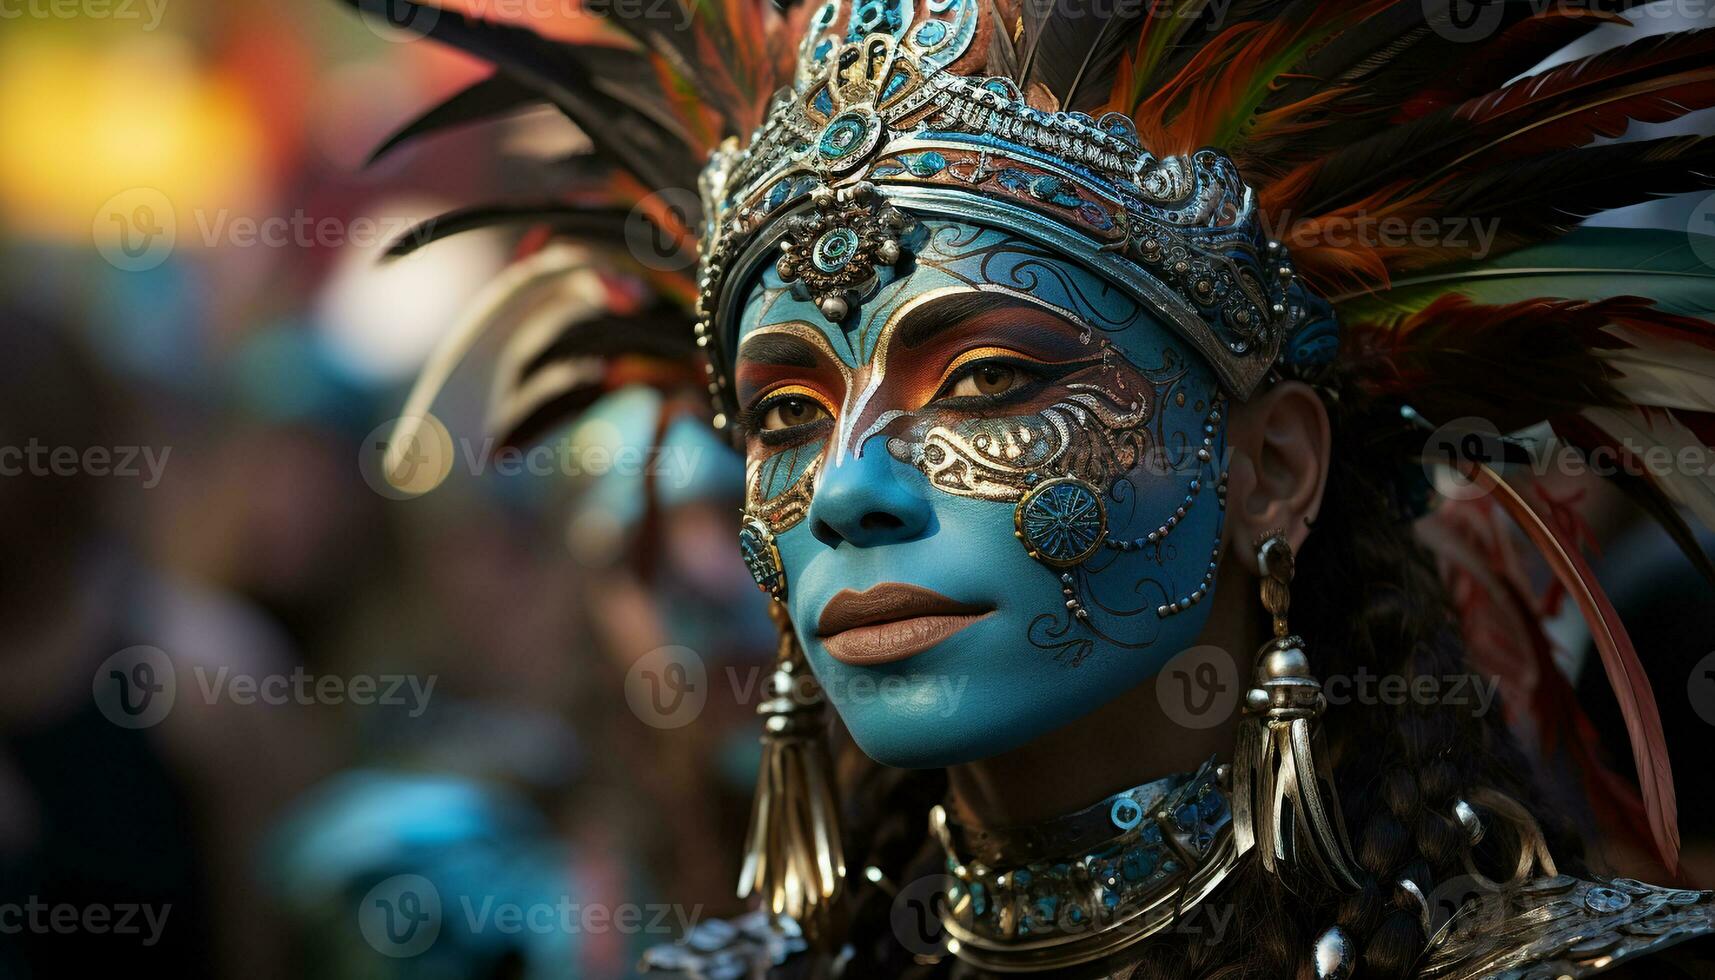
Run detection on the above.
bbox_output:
[1395,7,1634,120]
[1467,462,1680,873]
[1420,497,1658,864]
[1435,29,1715,173]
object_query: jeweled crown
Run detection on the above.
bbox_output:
[693,0,1327,426]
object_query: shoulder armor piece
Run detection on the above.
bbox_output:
[1416,874,1715,979]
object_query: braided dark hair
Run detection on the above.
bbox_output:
[833,370,1586,979]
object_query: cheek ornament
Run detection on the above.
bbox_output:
[738,514,788,601]
[1014,476,1110,567]
[1096,393,1228,618]
[1012,392,1230,626]
[1014,475,1108,622]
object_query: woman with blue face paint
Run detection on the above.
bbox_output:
[347,0,1715,975]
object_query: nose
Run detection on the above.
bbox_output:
[809,437,933,548]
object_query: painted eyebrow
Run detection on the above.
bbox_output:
[894,292,1074,349]
[737,332,822,367]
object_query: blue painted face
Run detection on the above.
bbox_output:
[734,218,1229,768]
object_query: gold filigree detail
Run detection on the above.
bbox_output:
[888,367,1154,502]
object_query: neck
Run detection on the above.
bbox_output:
[946,562,1254,830]
[945,674,1237,829]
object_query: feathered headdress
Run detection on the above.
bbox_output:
[345,0,1715,904]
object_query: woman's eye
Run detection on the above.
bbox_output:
[761,396,829,431]
[948,362,1024,398]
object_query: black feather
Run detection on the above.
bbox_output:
[338,0,698,196]
[1426,135,1715,266]
[1059,0,1151,112]
[492,304,700,448]
[1292,105,1465,213]
[367,73,544,167]
[382,203,637,259]
[1558,415,1715,594]
[1295,25,1715,215]
[1255,0,1648,180]
[523,303,700,374]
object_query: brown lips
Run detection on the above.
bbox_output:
[816,583,991,666]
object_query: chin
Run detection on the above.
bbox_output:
[844,715,1018,769]
[832,681,1064,770]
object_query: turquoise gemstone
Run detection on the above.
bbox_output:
[907,151,947,176]
[914,21,947,45]
[812,227,859,273]
[1121,846,1158,882]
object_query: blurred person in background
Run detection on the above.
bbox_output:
[0,310,325,979]
[563,384,777,913]
[263,266,773,976]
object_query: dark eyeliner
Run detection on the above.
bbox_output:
[928,355,1090,410]
[742,392,833,446]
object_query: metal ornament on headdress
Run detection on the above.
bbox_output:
[774,181,911,321]
[691,0,1306,427]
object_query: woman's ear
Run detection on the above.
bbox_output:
[1222,380,1331,573]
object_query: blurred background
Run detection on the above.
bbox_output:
[0,2,778,977]
[1,1,1714,978]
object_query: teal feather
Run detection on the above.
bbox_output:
[1338,227,1715,320]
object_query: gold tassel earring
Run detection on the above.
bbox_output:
[1231,531,1362,892]
[736,598,847,945]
